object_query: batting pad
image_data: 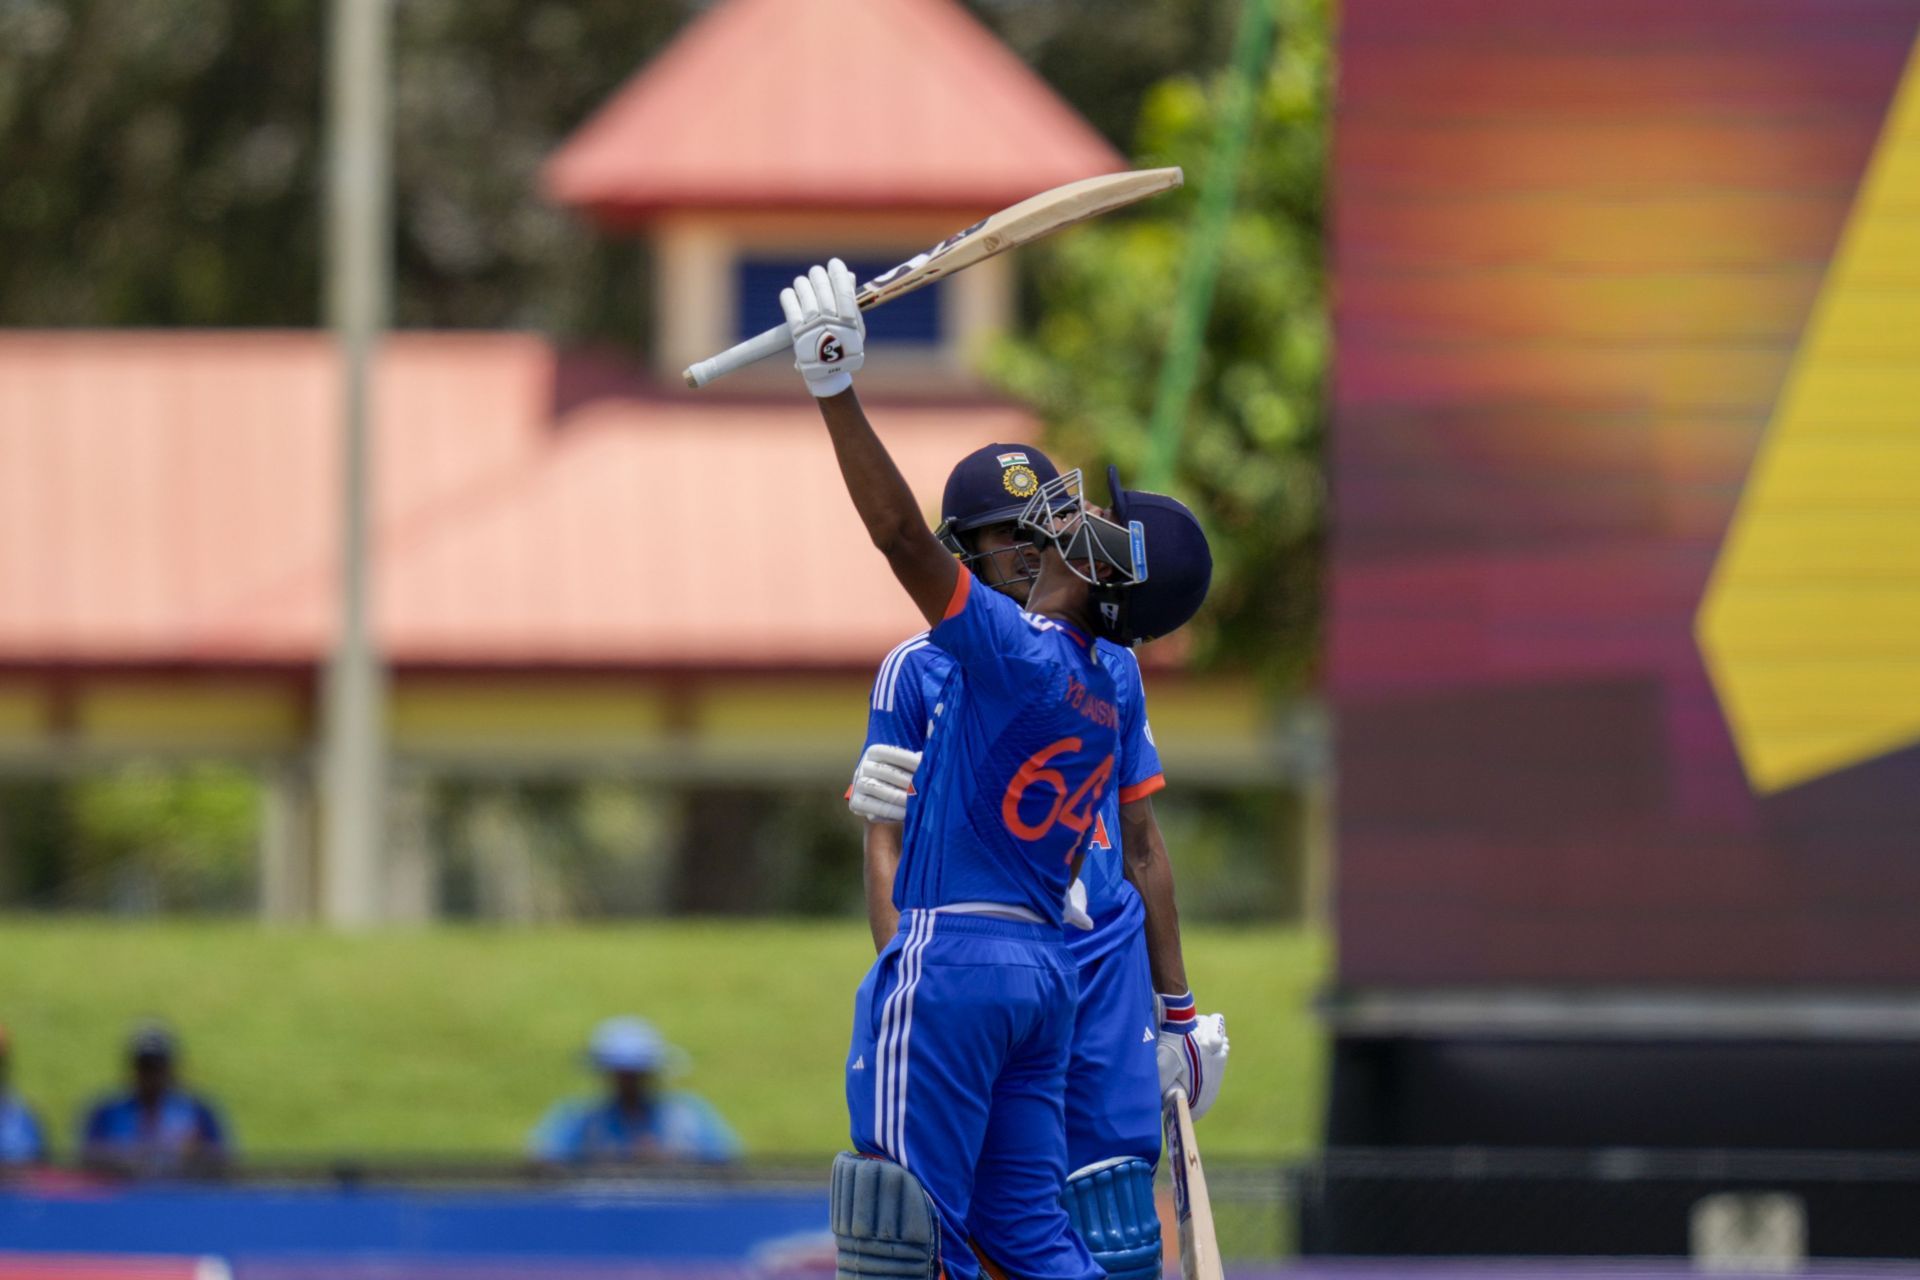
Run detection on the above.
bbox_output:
[1063,1155,1163,1279]
[830,1151,941,1278]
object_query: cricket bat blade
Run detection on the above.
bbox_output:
[681,166,1182,389]
[1163,1086,1225,1280]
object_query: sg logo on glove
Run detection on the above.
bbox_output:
[782,259,867,396]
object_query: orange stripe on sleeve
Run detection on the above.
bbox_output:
[942,569,972,621]
[1118,773,1166,805]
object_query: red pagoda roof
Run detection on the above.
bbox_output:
[543,0,1124,222]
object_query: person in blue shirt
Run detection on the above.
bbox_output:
[848,441,1229,1279]
[0,1025,49,1167]
[779,262,1214,1280]
[80,1022,229,1178]
[529,1017,739,1166]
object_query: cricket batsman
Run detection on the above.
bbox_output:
[848,421,1229,1275]
[779,261,1214,1279]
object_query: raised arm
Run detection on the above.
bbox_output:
[782,261,957,624]
[817,390,959,624]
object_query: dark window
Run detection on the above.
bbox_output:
[735,256,944,345]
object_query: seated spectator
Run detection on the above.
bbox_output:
[0,1025,49,1166]
[529,1016,739,1166]
[80,1022,229,1178]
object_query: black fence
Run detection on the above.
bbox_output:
[1297,1148,1920,1261]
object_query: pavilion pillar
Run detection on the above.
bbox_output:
[259,760,319,922]
[383,772,440,922]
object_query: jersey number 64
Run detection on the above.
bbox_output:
[1001,737,1114,857]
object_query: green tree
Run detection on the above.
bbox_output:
[0,0,694,335]
[70,764,259,911]
[986,0,1326,688]
[0,0,324,326]
[0,769,258,913]
[969,0,1239,150]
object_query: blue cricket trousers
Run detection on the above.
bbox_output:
[846,909,1103,1280]
[1064,924,1163,1172]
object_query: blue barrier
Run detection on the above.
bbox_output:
[0,1183,830,1271]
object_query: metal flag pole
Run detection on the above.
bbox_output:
[320,0,392,927]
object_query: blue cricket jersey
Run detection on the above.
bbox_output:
[877,573,1137,929]
[528,1091,741,1164]
[80,1090,228,1167]
[861,627,1164,961]
[0,1093,47,1165]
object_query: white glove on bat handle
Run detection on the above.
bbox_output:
[780,259,866,397]
[849,744,921,823]
[1156,991,1228,1121]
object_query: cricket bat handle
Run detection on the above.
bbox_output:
[681,323,792,389]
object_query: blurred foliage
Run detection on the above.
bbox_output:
[971,0,1239,151]
[0,0,1236,338]
[0,767,258,912]
[431,779,681,919]
[986,0,1327,688]
[0,0,323,325]
[0,0,684,335]
[383,0,688,337]
[1154,787,1306,924]
[430,781,869,920]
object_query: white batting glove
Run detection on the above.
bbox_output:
[1155,991,1228,1121]
[1063,878,1094,931]
[849,743,920,823]
[780,259,865,397]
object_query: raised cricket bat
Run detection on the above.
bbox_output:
[680,167,1183,389]
[1164,1087,1226,1280]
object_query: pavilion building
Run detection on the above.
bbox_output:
[0,0,1281,922]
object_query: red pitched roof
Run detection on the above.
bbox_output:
[0,332,1036,670]
[543,0,1124,221]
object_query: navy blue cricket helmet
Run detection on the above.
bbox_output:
[934,443,1060,581]
[1095,465,1212,646]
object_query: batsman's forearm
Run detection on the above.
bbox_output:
[816,389,917,543]
[1121,798,1191,994]
[817,389,956,622]
[863,820,904,952]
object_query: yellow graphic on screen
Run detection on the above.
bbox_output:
[1697,37,1920,794]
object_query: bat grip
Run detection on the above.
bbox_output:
[681,323,793,389]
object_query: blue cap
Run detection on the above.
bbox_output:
[588,1017,671,1072]
[937,443,1060,540]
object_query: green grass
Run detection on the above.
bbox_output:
[0,918,1326,1160]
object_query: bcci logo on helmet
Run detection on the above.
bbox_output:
[997,453,1038,499]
